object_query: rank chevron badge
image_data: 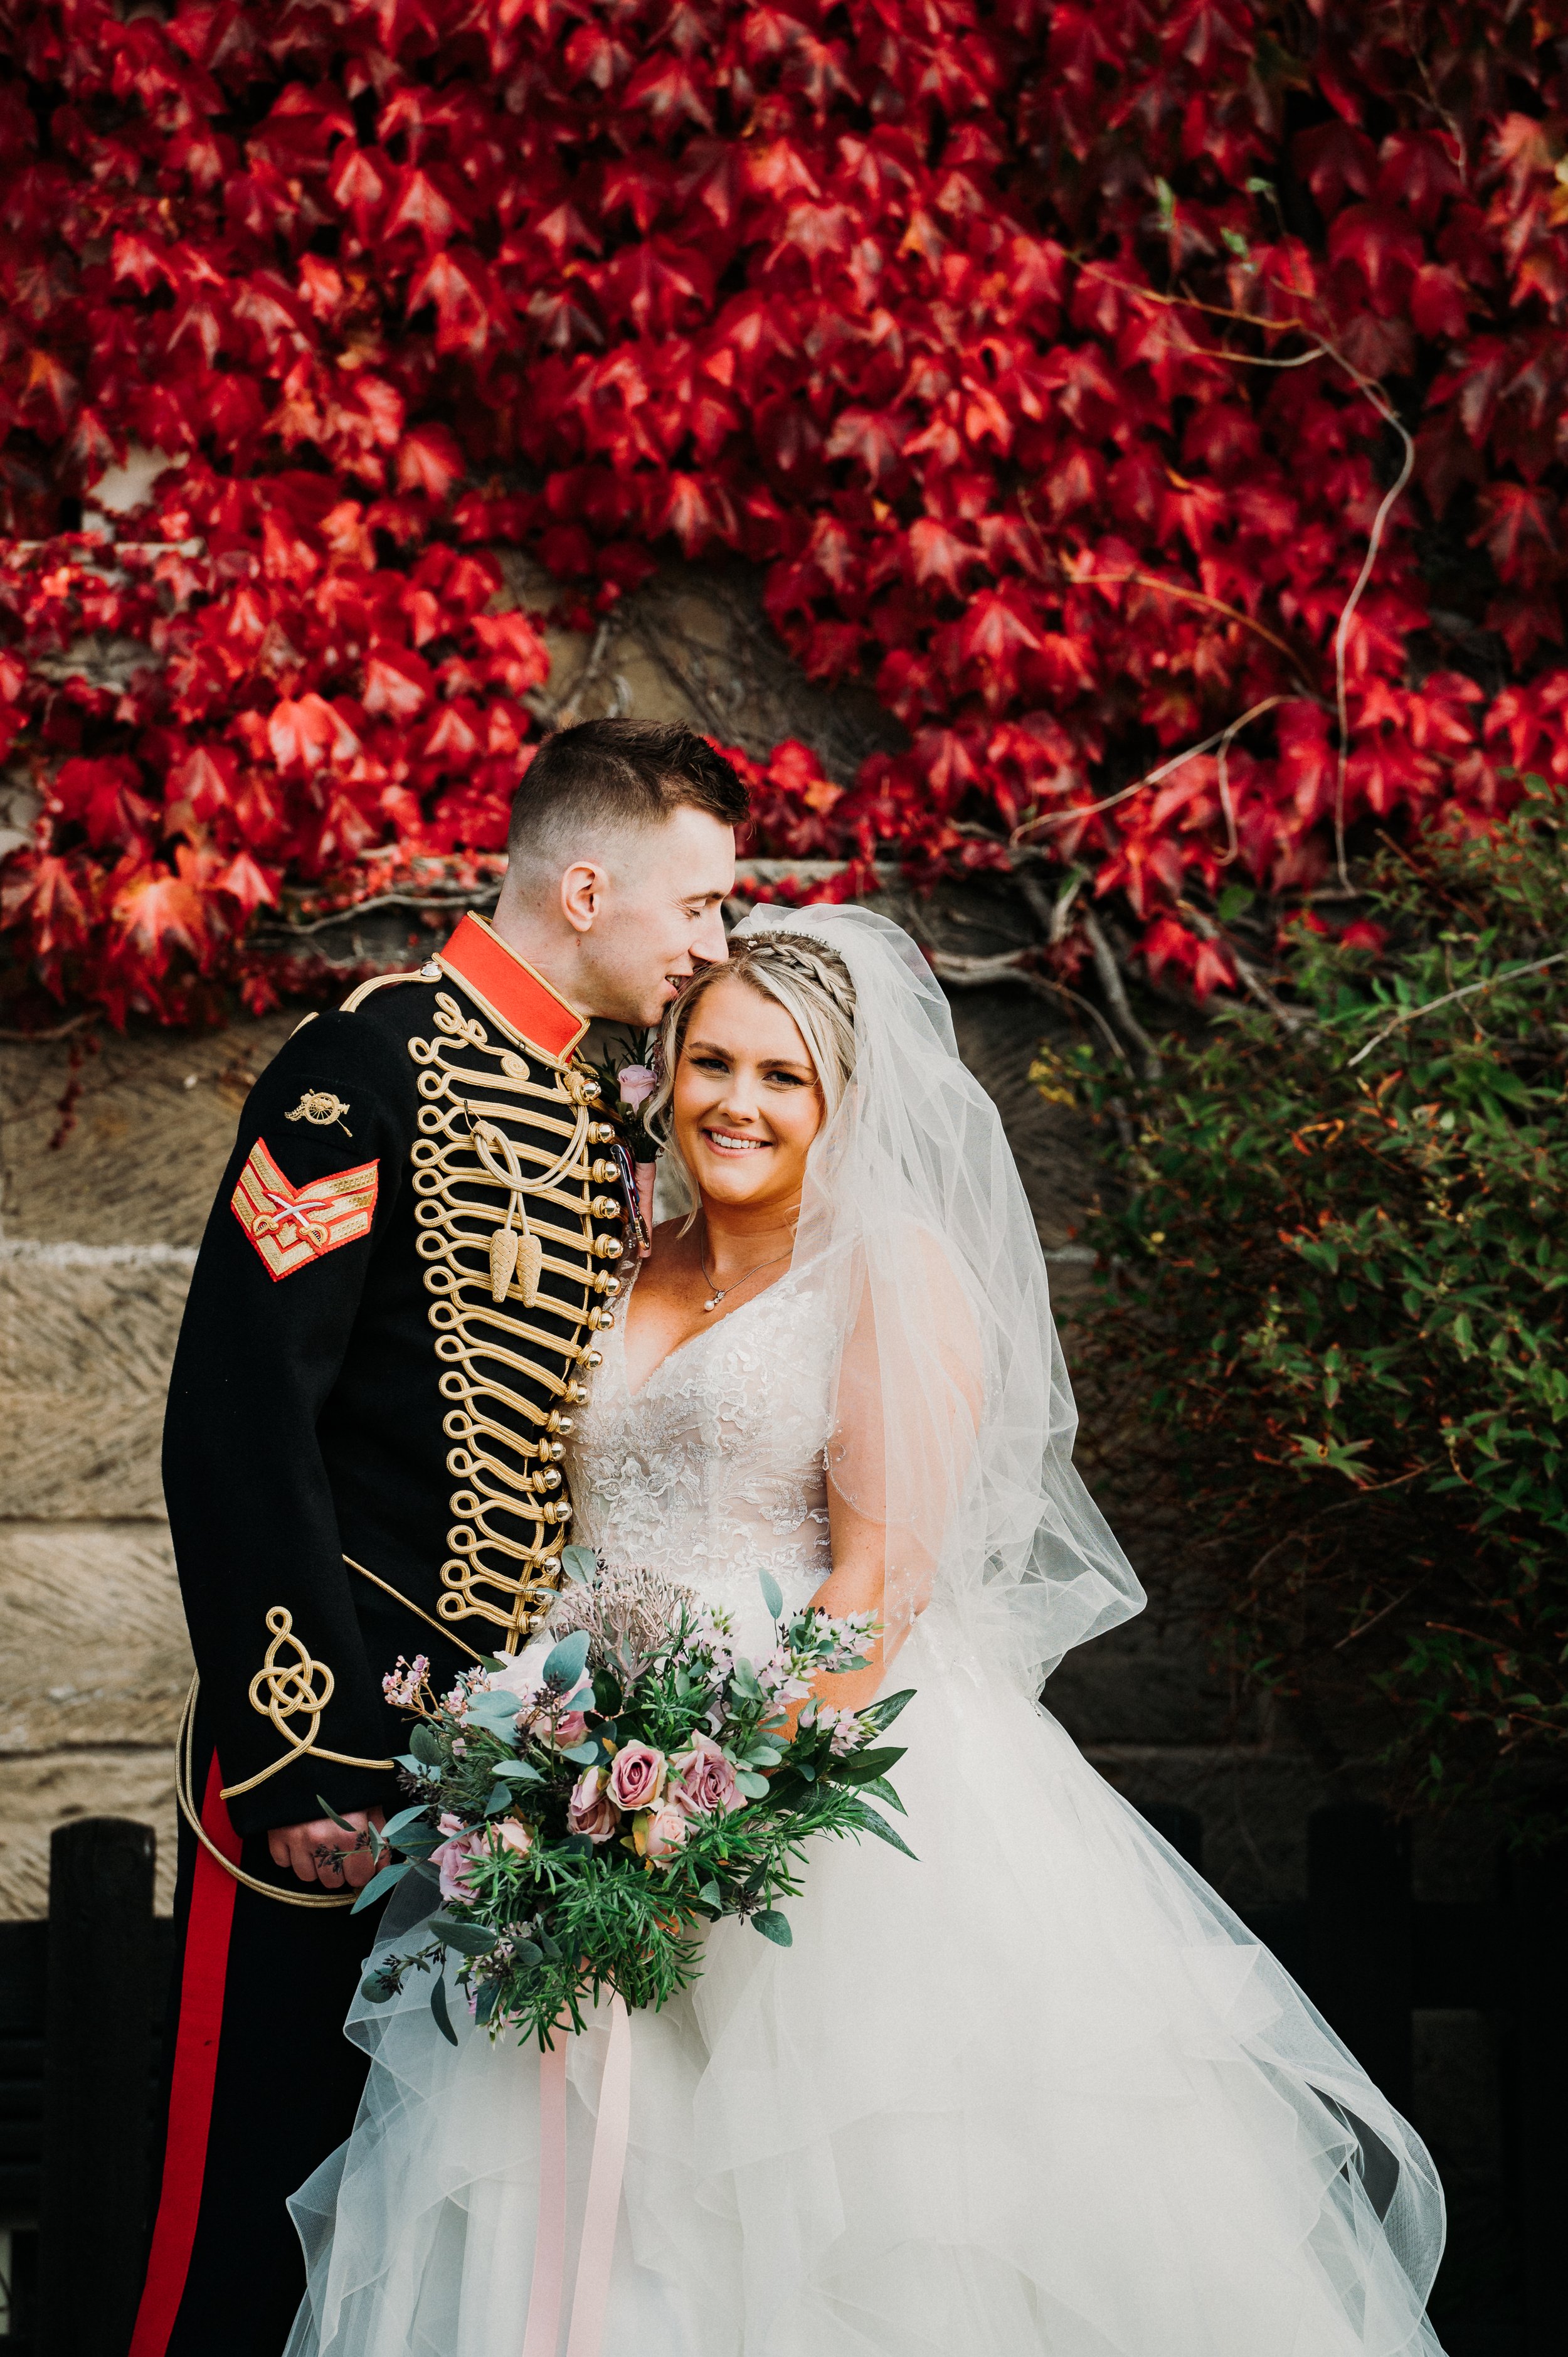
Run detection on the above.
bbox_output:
[230,1137,378,1280]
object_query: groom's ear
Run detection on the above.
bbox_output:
[559,857,607,934]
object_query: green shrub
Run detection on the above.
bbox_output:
[1066,782,1568,1820]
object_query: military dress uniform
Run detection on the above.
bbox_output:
[128,913,629,2357]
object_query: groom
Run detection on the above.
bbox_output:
[129,718,748,2357]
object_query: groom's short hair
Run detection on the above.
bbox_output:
[507,718,750,868]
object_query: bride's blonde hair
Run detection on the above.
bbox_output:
[646,930,857,1213]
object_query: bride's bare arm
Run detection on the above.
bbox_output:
[804,1232,983,1718]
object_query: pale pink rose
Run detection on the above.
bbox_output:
[617,1064,657,1112]
[607,1741,666,1812]
[567,1765,621,1843]
[672,1730,743,1818]
[431,1813,483,1903]
[640,1803,689,1863]
[492,1816,534,1858]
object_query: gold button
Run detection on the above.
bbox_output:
[589,1122,616,1144]
[591,1161,618,1184]
[593,1235,623,1259]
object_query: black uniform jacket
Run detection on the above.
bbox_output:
[164,913,629,1836]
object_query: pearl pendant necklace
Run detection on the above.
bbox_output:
[698,1220,793,1312]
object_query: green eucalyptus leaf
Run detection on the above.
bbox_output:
[830,1745,907,1784]
[381,1804,434,1842]
[315,1794,354,1831]
[430,1914,498,1956]
[733,1769,771,1799]
[757,1567,784,1623]
[542,1628,591,1692]
[359,1967,396,2004]
[430,1972,458,2046]
[751,1909,792,1947]
[560,1544,598,1584]
[697,1880,723,1909]
[351,1860,411,1914]
[861,1689,915,1732]
[410,1723,444,1765]
[850,1801,918,1860]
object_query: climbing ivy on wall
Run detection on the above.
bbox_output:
[3,1,1568,1023]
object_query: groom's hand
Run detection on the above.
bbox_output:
[267,1807,386,1890]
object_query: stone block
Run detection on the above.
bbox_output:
[0,1522,191,1760]
[1,1013,295,1247]
[0,1258,190,1518]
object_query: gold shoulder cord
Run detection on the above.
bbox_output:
[175,1562,485,1909]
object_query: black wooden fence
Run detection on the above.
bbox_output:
[0,1807,1562,2355]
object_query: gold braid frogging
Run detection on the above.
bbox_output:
[408,992,615,1651]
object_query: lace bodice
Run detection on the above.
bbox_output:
[566,1275,835,1654]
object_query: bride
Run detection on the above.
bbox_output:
[285,903,1446,2356]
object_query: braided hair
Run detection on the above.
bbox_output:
[645,931,858,1210]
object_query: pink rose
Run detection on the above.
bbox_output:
[639,1803,689,1863]
[568,1765,621,1843]
[607,1741,666,1812]
[431,1812,484,1903]
[672,1730,743,1818]
[618,1063,657,1112]
[492,1816,534,1858]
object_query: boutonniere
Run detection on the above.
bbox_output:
[586,1029,661,1253]
[586,1030,661,1165]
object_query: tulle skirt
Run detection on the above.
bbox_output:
[285,1617,1446,2356]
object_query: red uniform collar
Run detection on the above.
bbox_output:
[436,913,588,1061]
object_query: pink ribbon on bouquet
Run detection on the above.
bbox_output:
[519,1994,632,2357]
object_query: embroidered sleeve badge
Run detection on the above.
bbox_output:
[230,1138,379,1280]
[286,1089,352,1137]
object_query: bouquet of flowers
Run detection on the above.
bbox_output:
[350,1548,914,2049]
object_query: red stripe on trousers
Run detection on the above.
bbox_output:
[127,1751,243,2357]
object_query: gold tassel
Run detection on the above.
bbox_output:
[517,1222,543,1307]
[489,1220,519,1304]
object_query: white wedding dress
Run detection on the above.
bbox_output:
[285,1267,1445,2357]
